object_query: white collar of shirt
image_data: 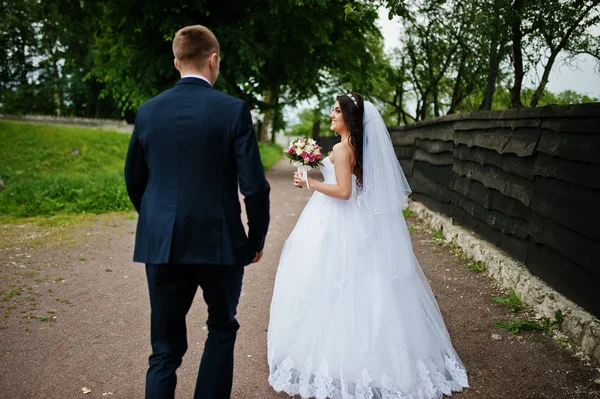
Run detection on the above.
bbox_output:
[182,74,211,86]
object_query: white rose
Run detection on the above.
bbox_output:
[315,148,321,155]
[303,157,310,164]
[296,148,303,156]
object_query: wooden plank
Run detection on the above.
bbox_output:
[526,241,600,318]
[453,127,540,157]
[541,117,600,134]
[394,146,415,159]
[450,192,529,239]
[453,159,532,206]
[415,138,455,153]
[412,122,455,142]
[454,118,542,131]
[450,175,531,219]
[392,122,455,143]
[317,136,339,154]
[399,159,414,177]
[536,129,600,165]
[414,148,454,166]
[410,168,452,203]
[534,152,600,190]
[390,130,418,146]
[530,177,600,242]
[413,161,454,186]
[454,144,535,179]
[451,206,528,262]
[529,213,599,277]
[411,192,451,216]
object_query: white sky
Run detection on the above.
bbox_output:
[377,8,600,98]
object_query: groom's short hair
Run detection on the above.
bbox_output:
[172,25,219,67]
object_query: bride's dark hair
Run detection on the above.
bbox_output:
[336,91,364,189]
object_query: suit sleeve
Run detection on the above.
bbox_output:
[233,103,271,253]
[124,125,149,212]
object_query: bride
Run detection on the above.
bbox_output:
[267,92,469,399]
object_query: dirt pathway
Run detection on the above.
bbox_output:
[0,159,598,398]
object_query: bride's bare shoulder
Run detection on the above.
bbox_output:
[332,142,351,155]
[330,143,354,166]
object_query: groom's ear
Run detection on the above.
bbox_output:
[208,53,218,69]
[174,58,181,72]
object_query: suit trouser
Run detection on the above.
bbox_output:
[144,263,244,399]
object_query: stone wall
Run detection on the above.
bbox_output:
[0,114,133,133]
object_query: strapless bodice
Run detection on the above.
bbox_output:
[320,156,358,196]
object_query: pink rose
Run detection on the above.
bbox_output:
[288,146,295,154]
[316,153,322,160]
[309,154,315,162]
[301,152,308,159]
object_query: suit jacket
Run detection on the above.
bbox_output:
[124,77,270,266]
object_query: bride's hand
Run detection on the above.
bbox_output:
[294,172,308,188]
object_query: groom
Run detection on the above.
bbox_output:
[124,25,270,399]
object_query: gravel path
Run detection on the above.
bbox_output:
[0,158,598,398]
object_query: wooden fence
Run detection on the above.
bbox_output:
[318,103,600,317]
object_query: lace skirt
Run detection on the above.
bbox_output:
[267,192,469,399]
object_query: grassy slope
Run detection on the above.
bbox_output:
[0,121,282,218]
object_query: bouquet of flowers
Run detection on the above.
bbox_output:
[284,138,324,189]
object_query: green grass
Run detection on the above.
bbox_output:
[432,228,444,242]
[466,260,487,273]
[258,142,284,171]
[0,121,132,217]
[493,288,525,312]
[495,310,564,336]
[0,121,283,218]
[494,320,544,334]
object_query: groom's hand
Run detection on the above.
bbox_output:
[251,250,264,264]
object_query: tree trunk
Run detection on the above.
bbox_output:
[396,86,404,125]
[254,120,262,141]
[311,120,320,142]
[433,84,440,117]
[448,53,466,114]
[530,2,596,107]
[484,0,500,110]
[270,86,280,144]
[420,98,429,121]
[260,91,272,143]
[509,0,525,109]
[479,45,506,111]
[530,52,558,107]
[52,57,63,115]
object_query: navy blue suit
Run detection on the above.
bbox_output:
[125,77,270,399]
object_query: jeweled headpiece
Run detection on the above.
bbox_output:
[347,93,358,107]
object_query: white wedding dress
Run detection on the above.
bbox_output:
[267,144,469,397]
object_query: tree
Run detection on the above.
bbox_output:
[90,0,382,137]
[526,0,600,107]
[244,1,381,142]
[361,0,600,115]
[457,86,598,112]
[0,0,119,118]
[0,0,41,114]
[379,0,497,121]
[286,108,332,138]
